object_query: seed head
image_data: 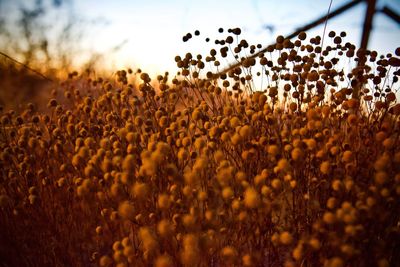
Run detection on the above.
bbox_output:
[279,231,293,245]
[139,227,158,252]
[320,161,330,174]
[157,219,173,237]
[118,201,135,221]
[155,254,173,267]
[244,187,260,208]
[132,182,149,200]
[99,255,113,267]
[158,193,171,210]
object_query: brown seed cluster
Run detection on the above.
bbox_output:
[0,28,399,266]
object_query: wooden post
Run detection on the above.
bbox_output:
[354,0,377,99]
[360,0,377,50]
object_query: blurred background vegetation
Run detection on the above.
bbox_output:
[0,0,125,111]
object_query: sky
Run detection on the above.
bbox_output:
[2,0,400,76]
[73,0,400,76]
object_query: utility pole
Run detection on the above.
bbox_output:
[218,0,400,76]
[360,0,377,50]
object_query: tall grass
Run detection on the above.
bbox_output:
[0,28,399,267]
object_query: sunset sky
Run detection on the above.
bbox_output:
[2,0,400,76]
[74,0,400,75]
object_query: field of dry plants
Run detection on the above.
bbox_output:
[0,28,399,267]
